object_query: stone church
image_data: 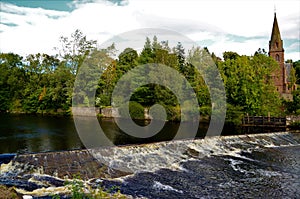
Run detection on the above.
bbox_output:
[269,12,296,100]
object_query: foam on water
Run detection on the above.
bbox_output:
[256,169,282,177]
[153,181,183,193]
[16,186,70,197]
[89,131,300,173]
[0,131,299,197]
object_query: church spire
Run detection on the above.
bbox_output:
[269,12,284,53]
[270,12,282,43]
[269,11,286,95]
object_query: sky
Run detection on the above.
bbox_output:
[0,0,299,61]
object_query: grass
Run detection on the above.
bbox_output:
[52,175,127,199]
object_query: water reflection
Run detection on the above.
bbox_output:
[0,114,82,153]
[0,114,286,154]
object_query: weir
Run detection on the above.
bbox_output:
[0,131,299,197]
[1,132,299,178]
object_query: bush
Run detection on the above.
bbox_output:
[225,104,244,125]
[199,106,211,116]
[164,105,181,122]
[118,101,145,120]
[148,104,167,121]
[289,121,300,129]
[55,175,127,199]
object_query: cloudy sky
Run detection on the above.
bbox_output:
[0,0,299,60]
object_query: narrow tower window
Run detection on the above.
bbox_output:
[275,42,279,48]
[276,54,280,61]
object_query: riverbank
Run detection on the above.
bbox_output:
[3,108,300,127]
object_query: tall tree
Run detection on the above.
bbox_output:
[0,53,25,111]
[55,29,97,75]
[139,37,153,64]
[174,42,185,73]
[218,53,281,115]
[293,60,300,84]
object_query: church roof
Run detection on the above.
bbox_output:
[270,13,282,42]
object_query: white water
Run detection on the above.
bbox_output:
[89,132,300,173]
[0,131,299,198]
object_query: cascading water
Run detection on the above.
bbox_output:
[0,131,299,198]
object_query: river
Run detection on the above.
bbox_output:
[0,114,298,198]
[0,114,284,154]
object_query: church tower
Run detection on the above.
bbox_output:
[269,12,287,94]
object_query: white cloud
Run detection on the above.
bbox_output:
[0,0,299,60]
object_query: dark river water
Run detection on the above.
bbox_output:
[0,113,193,153]
[0,114,82,153]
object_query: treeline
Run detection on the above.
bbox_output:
[0,30,299,122]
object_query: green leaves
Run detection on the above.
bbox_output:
[1,31,295,120]
[218,53,281,116]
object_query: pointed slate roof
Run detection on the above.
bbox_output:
[270,13,282,43]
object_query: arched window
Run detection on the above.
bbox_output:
[276,54,280,61]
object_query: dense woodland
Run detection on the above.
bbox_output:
[0,30,299,123]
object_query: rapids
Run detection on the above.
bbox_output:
[0,131,299,198]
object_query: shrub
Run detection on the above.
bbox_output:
[289,121,300,129]
[164,105,181,122]
[199,106,211,116]
[225,104,244,125]
[55,175,127,199]
[118,101,145,120]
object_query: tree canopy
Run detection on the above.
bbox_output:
[0,30,299,121]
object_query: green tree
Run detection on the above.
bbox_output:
[0,53,25,111]
[218,52,281,116]
[293,60,300,84]
[138,37,153,64]
[22,53,63,113]
[74,46,116,106]
[152,35,161,51]
[55,29,97,75]
[223,51,240,61]
[292,89,300,114]
[117,48,138,75]
[186,47,211,107]
[174,42,185,73]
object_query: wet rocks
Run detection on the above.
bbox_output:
[0,132,299,198]
[0,185,22,199]
[0,178,42,192]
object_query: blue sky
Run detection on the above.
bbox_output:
[0,0,299,60]
[1,0,74,12]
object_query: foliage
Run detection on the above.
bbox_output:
[118,101,145,120]
[289,121,300,128]
[199,106,211,116]
[0,53,25,111]
[285,88,300,114]
[55,29,97,75]
[225,104,244,125]
[217,52,282,116]
[164,104,181,121]
[223,51,240,61]
[54,175,127,199]
[65,175,86,199]
[0,31,291,123]
[293,60,300,84]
